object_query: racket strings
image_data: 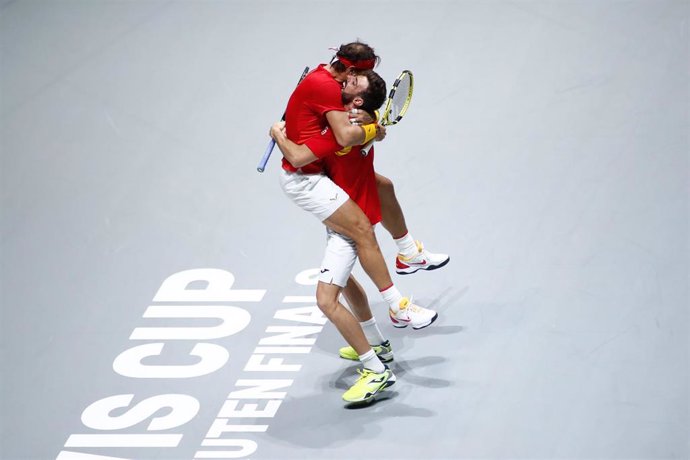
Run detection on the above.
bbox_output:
[384,72,412,125]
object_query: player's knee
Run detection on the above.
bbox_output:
[376,174,395,195]
[316,292,338,319]
[349,217,376,244]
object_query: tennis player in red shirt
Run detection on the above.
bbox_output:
[272,67,442,403]
[288,44,449,277]
[279,42,446,320]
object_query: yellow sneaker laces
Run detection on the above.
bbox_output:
[398,297,421,313]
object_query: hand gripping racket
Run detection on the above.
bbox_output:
[257,66,310,173]
[362,69,414,155]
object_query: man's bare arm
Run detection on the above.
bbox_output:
[325,110,367,147]
[269,122,318,168]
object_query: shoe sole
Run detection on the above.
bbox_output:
[412,312,439,330]
[392,312,439,330]
[396,256,450,275]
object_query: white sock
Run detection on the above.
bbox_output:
[360,317,387,345]
[359,348,385,373]
[395,232,418,258]
[381,285,404,313]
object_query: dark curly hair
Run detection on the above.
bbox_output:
[331,41,381,72]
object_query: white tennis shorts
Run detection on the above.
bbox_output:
[279,169,349,222]
[318,227,357,287]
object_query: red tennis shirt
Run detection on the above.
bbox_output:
[282,65,345,174]
[305,128,382,225]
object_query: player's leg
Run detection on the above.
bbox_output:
[280,170,390,288]
[375,172,450,275]
[280,170,437,329]
[317,230,395,403]
[315,281,370,357]
[324,201,437,328]
[376,172,407,238]
[323,199,391,289]
[341,275,373,322]
[339,274,393,363]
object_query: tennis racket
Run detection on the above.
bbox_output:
[362,69,414,155]
[257,66,310,173]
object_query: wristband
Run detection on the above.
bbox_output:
[362,123,377,144]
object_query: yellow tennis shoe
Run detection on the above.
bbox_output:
[342,366,396,404]
[338,340,394,363]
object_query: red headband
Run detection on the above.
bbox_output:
[337,55,376,70]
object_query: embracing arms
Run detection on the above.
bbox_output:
[270,119,386,169]
[269,122,318,168]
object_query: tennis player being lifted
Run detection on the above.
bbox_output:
[277,42,448,326]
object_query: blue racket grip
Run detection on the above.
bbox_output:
[257,138,276,173]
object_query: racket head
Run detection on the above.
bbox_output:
[381,70,414,126]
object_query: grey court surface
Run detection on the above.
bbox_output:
[1,1,688,459]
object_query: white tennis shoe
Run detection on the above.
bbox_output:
[389,297,438,329]
[395,241,450,275]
